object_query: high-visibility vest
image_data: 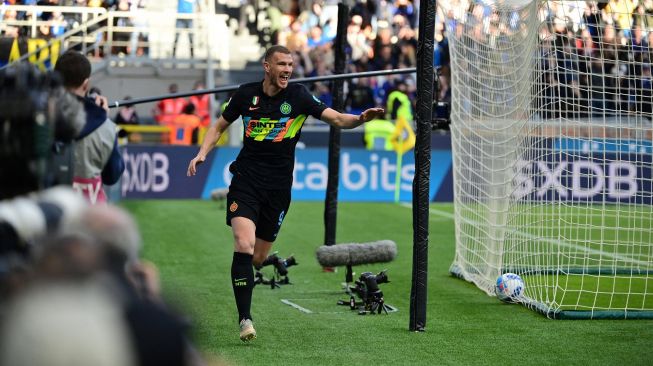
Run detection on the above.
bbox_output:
[170,113,201,145]
[156,98,186,124]
[386,90,413,122]
[189,94,210,127]
[364,119,395,151]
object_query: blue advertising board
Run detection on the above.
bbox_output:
[120,146,454,202]
[515,138,652,204]
[119,138,651,204]
[514,153,653,204]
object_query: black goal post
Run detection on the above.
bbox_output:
[410,0,435,332]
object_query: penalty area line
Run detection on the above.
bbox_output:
[281,299,313,314]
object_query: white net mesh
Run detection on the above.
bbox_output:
[445,0,653,318]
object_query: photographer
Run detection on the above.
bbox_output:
[54,50,125,205]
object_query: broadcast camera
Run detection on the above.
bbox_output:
[339,270,395,315]
[431,66,451,131]
[0,63,86,298]
[432,101,451,131]
[0,63,85,199]
[254,252,297,289]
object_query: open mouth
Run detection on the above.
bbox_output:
[280,75,290,83]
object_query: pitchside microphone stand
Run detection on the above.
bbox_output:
[316,241,398,314]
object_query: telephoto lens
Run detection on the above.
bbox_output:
[283,255,297,268]
[273,258,288,276]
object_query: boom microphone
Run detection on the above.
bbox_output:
[316,240,397,267]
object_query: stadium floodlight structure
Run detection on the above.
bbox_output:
[446,0,653,319]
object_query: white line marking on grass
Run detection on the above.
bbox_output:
[281,299,313,314]
[401,203,650,267]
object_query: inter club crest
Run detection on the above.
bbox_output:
[230,201,238,212]
[280,101,291,114]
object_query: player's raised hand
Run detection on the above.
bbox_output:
[359,107,385,123]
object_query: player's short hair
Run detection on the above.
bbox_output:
[264,45,292,62]
[54,51,91,89]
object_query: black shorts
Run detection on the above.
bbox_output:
[226,171,291,242]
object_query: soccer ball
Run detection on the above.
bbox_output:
[495,273,525,303]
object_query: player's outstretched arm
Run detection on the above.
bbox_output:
[187,116,230,176]
[320,107,385,129]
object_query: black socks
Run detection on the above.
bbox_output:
[231,252,254,322]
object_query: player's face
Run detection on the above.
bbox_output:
[265,52,294,90]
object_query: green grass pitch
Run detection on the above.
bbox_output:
[121,200,653,366]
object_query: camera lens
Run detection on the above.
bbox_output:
[284,256,296,267]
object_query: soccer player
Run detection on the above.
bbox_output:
[187,45,384,342]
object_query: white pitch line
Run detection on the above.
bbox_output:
[401,203,650,267]
[281,299,313,314]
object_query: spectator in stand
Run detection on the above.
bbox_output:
[291,49,313,78]
[112,0,132,55]
[189,80,210,128]
[114,96,142,143]
[0,9,20,37]
[376,63,401,105]
[307,25,328,49]
[397,40,416,68]
[298,0,324,35]
[372,44,397,70]
[350,0,375,30]
[602,0,637,37]
[647,31,653,60]
[170,103,201,145]
[283,19,309,53]
[394,0,416,28]
[312,81,332,107]
[637,62,653,114]
[630,24,647,62]
[50,11,69,37]
[154,83,186,126]
[386,78,413,123]
[372,22,395,58]
[54,51,125,205]
[115,96,141,125]
[347,15,373,63]
[581,2,601,41]
[129,0,149,57]
[172,0,198,58]
[346,77,376,115]
[633,1,653,33]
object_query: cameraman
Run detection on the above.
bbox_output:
[54,51,125,205]
[0,63,89,302]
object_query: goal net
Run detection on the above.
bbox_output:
[445,0,653,319]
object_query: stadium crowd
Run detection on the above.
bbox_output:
[3,0,653,135]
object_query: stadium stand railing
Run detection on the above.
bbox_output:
[1,5,234,70]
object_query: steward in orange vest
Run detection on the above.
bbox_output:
[170,103,201,145]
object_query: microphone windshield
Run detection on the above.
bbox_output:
[316,240,397,267]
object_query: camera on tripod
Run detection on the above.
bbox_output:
[254,252,297,289]
[431,66,451,131]
[339,270,395,315]
[432,101,451,131]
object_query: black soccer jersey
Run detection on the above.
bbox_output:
[222,81,328,189]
